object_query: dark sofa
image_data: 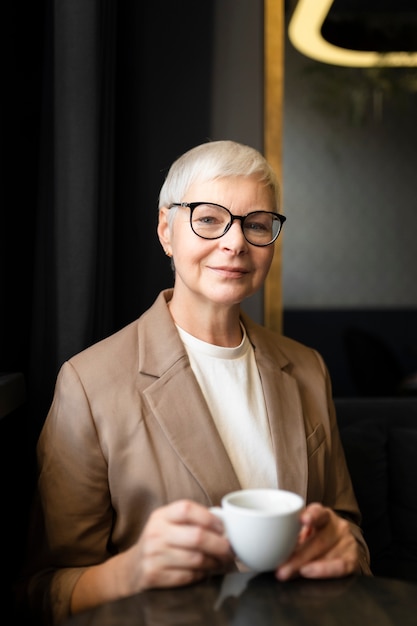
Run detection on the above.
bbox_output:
[335,396,417,582]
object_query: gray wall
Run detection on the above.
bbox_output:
[282,33,417,309]
[212,2,417,322]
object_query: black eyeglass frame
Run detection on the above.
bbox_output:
[168,202,286,247]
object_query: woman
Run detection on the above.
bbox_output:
[24,140,371,625]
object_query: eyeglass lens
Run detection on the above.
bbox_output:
[190,203,280,245]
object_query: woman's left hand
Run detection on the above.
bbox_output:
[275,502,360,581]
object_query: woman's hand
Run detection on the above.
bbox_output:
[275,503,360,581]
[71,500,235,616]
[126,500,235,590]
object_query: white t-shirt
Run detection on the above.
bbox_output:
[176,324,278,489]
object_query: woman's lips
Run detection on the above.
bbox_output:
[210,265,250,278]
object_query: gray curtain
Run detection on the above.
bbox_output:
[28,0,119,427]
[1,0,214,439]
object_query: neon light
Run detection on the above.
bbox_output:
[288,0,417,67]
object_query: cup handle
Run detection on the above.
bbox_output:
[209,506,224,519]
[209,506,226,532]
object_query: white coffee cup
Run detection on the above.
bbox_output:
[210,488,304,572]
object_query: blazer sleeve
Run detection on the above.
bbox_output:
[25,361,114,625]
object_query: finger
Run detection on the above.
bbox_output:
[139,544,234,589]
[299,555,357,579]
[300,503,331,529]
[166,522,233,559]
[154,543,232,571]
[299,536,359,579]
[139,558,208,589]
[276,524,358,581]
[159,500,225,534]
[143,508,233,563]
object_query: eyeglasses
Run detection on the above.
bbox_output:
[168,202,286,247]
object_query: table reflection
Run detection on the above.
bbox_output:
[63,573,417,626]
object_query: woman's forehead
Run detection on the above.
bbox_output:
[183,176,275,207]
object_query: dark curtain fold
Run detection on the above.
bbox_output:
[1,0,214,441]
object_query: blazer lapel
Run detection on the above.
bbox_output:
[138,290,241,505]
[144,365,241,504]
[244,316,309,501]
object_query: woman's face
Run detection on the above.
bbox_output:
[157,176,276,309]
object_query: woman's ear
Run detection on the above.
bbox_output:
[157,207,172,256]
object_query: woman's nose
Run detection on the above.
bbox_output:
[220,219,248,250]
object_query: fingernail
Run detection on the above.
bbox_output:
[276,565,292,580]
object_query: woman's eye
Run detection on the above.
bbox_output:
[246,221,267,232]
[199,215,217,224]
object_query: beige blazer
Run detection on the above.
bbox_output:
[27,289,371,624]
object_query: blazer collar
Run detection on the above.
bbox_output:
[137,289,307,502]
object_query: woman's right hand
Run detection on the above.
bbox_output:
[71,500,235,615]
[131,499,235,588]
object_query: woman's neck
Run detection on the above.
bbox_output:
[168,297,243,347]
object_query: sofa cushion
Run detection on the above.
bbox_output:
[388,428,417,548]
[339,421,391,559]
[335,397,417,581]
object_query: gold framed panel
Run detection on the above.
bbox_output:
[264,0,284,333]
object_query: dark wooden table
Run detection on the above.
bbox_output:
[62,572,417,625]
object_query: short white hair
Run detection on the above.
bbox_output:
[158,140,281,215]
